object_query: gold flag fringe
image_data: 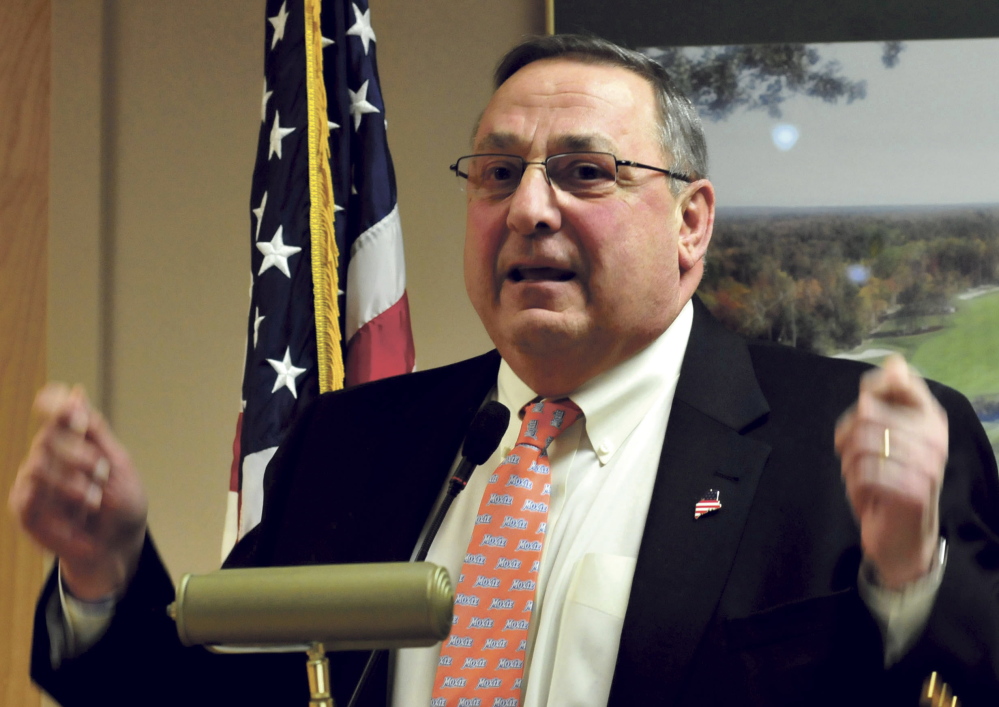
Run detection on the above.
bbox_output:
[304,0,344,393]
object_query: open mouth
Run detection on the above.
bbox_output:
[509,267,575,283]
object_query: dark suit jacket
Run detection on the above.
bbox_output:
[32,299,999,706]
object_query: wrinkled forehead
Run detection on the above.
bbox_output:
[472,58,660,158]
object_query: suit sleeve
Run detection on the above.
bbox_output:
[887,383,999,704]
[30,536,309,707]
[28,398,329,707]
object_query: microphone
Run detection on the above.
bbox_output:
[346,400,510,707]
[448,400,511,494]
[417,400,510,562]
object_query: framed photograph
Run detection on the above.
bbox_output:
[552,3,999,456]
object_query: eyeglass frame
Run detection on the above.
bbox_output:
[448,151,693,197]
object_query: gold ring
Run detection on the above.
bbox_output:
[882,428,891,460]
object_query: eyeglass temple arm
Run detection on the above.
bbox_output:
[615,159,692,183]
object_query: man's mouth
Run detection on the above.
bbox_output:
[508,267,575,283]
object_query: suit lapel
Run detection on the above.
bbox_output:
[610,299,772,705]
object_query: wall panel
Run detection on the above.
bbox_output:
[0,0,50,705]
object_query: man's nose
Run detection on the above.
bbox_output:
[506,163,561,236]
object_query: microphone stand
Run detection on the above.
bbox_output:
[344,469,480,707]
[346,401,510,707]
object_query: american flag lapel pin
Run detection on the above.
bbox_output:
[694,489,722,520]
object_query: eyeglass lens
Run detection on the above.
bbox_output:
[458,153,618,196]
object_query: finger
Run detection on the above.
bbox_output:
[85,408,132,475]
[852,453,923,496]
[93,456,110,485]
[33,383,98,442]
[47,426,103,476]
[13,470,78,545]
[854,459,941,538]
[14,458,107,553]
[81,458,110,512]
[33,382,73,418]
[839,421,892,472]
[34,383,85,430]
[843,432,941,516]
[834,403,857,455]
[17,430,106,520]
[27,463,104,520]
[859,354,936,412]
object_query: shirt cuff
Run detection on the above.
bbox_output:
[857,537,947,667]
[54,562,117,660]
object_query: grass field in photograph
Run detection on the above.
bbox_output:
[910,291,999,399]
[837,290,999,455]
[841,290,999,399]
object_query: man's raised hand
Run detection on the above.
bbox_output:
[835,355,948,590]
[9,383,147,600]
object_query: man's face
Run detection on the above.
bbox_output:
[464,58,713,394]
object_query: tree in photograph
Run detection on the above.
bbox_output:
[644,42,904,120]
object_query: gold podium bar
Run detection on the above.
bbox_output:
[171,562,453,651]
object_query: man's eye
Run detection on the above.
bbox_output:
[486,166,515,182]
[554,160,614,188]
[476,160,521,186]
[570,164,606,181]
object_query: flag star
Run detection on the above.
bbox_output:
[252,191,268,240]
[333,203,344,213]
[256,226,302,278]
[268,1,290,50]
[322,36,334,49]
[328,120,339,132]
[253,307,265,347]
[268,111,295,159]
[347,3,376,55]
[266,347,307,398]
[348,80,380,130]
[261,79,273,122]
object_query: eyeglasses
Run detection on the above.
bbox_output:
[449,151,691,198]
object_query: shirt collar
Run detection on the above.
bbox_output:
[497,299,694,465]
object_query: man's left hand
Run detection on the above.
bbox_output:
[835,354,948,590]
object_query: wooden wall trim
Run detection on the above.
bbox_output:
[0,0,51,705]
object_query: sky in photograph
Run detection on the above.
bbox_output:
[655,38,999,210]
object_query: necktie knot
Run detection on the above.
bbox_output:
[516,398,582,453]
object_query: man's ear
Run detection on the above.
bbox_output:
[677,180,715,272]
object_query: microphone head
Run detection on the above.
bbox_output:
[462,401,510,466]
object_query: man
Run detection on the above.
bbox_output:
[11,35,999,706]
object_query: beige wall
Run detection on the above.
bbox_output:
[46,0,544,614]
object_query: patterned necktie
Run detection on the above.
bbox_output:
[432,398,582,707]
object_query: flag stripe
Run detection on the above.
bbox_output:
[345,291,416,385]
[345,205,406,340]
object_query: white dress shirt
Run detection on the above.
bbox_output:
[394,301,695,706]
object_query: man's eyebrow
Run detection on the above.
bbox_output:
[556,134,614,153]
[475,132,520,152]
[474,132,616,154]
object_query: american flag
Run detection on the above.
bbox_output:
[693,489,722,520]
[222,0,415,557]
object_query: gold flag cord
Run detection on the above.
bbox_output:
[304,0,345,393]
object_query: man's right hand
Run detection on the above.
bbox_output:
[8,383,148,601]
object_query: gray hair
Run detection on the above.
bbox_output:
[494,34,708,193]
